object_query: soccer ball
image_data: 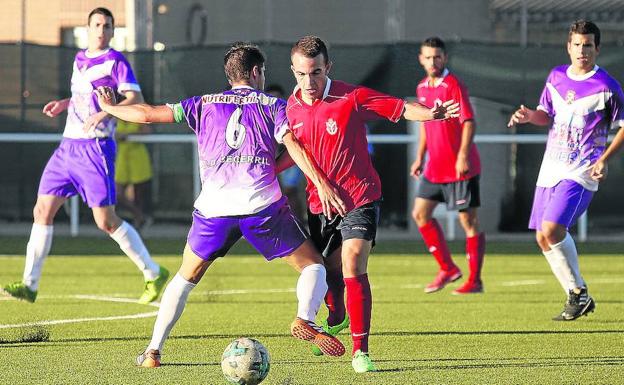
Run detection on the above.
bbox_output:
[221,337,270,385]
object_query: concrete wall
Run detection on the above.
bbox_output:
[0,0,127,45]
[152,0,493,47]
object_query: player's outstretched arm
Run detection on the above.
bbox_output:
[282,131,346,219]
[590,126,624,182]
[507,105,551,127]
[42,98,70,118]
[403,100,460,121]
[95,86,174,124]
[275,149,296,174]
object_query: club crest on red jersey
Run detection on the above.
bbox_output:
[326,118,338,135]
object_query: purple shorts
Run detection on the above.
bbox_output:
[528,179,594,231]
[187,196,308,261]
[38,138,116,208]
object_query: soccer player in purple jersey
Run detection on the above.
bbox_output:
[508,20,624,321]
[1,8,169,304]
[95,42,346,367]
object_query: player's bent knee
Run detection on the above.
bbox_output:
[284,240,323,272]
[411,208,430,226]
[33,201,56,224]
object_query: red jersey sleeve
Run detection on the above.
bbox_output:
[353,86,406,123]
[453,80,475,125]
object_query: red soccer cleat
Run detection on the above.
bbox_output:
[452,280,484,295]
[424,268,462,293]
[290,317,346,357]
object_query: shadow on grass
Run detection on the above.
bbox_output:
[3,328,624,347]
[375,355,624,372]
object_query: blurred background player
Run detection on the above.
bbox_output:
[411,37,486,295]
[266,84,306,221]
[508,20,624,321]
[1,7,168,304]
[96,42,346,367]
[115,119,154,230]
[280,35,460,373]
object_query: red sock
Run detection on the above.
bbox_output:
[345,274,372,355]
[466,232,486,283]
[419,219,456,271]
[325,269,346,326]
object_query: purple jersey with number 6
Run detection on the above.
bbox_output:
[170,86,289,218]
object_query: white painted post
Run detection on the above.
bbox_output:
[578,211,588,242]
[70,195,79,237]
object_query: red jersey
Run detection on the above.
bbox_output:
[287,79,405,214]
[416,70,481,183]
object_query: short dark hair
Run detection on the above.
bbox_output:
[291,35,330,64]
[569,20,601,47]
[88,7,114,27]
[265,84,285,97]
[223,42,265,83]
[421,37,446,52]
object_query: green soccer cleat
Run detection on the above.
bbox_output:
[352,349,377,373]
[311,315,350,356]
[1,282,37,303]
[138,267,170,304]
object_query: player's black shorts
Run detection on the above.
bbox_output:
[416,175,481,211]
[307,200,380,258]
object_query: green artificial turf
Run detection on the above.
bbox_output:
[1,241,623,384]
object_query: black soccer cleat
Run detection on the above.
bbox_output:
[553,287,595,321]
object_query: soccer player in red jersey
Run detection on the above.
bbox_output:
[278,35,460,373]
[411,37,485,295]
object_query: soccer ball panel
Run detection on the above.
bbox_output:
[221,337,270,385]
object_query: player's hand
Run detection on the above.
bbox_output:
[410,158,424,178]
[316,179,347,220]
[83,110,109,134]
[455,155,470,179]
[507,105,533,127]
[42,100,65,117]
[590,160,608,181]
[95,86,117,108]
[431,100,460,120]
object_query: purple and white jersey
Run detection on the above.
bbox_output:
[64,48,141,139]
[536,65,624,191]
[169,86,289,218]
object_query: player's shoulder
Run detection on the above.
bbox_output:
[595,67,623,89]
[547,65,568,79]
[286,93,303,114]
[327,80,358,99]
[106,48,130,62]
[443,71,461,83]
[441,72,467,90]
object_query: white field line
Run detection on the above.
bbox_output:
[501,279,546,287]
[0,295,158,329]
[2,276,622,329]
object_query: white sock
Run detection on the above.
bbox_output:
[110,221,160,280]
[147,273,196,352]
[22,224,54,291]
[542,248,570,293]
[296,263,327,321]
[549,232,585,289]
